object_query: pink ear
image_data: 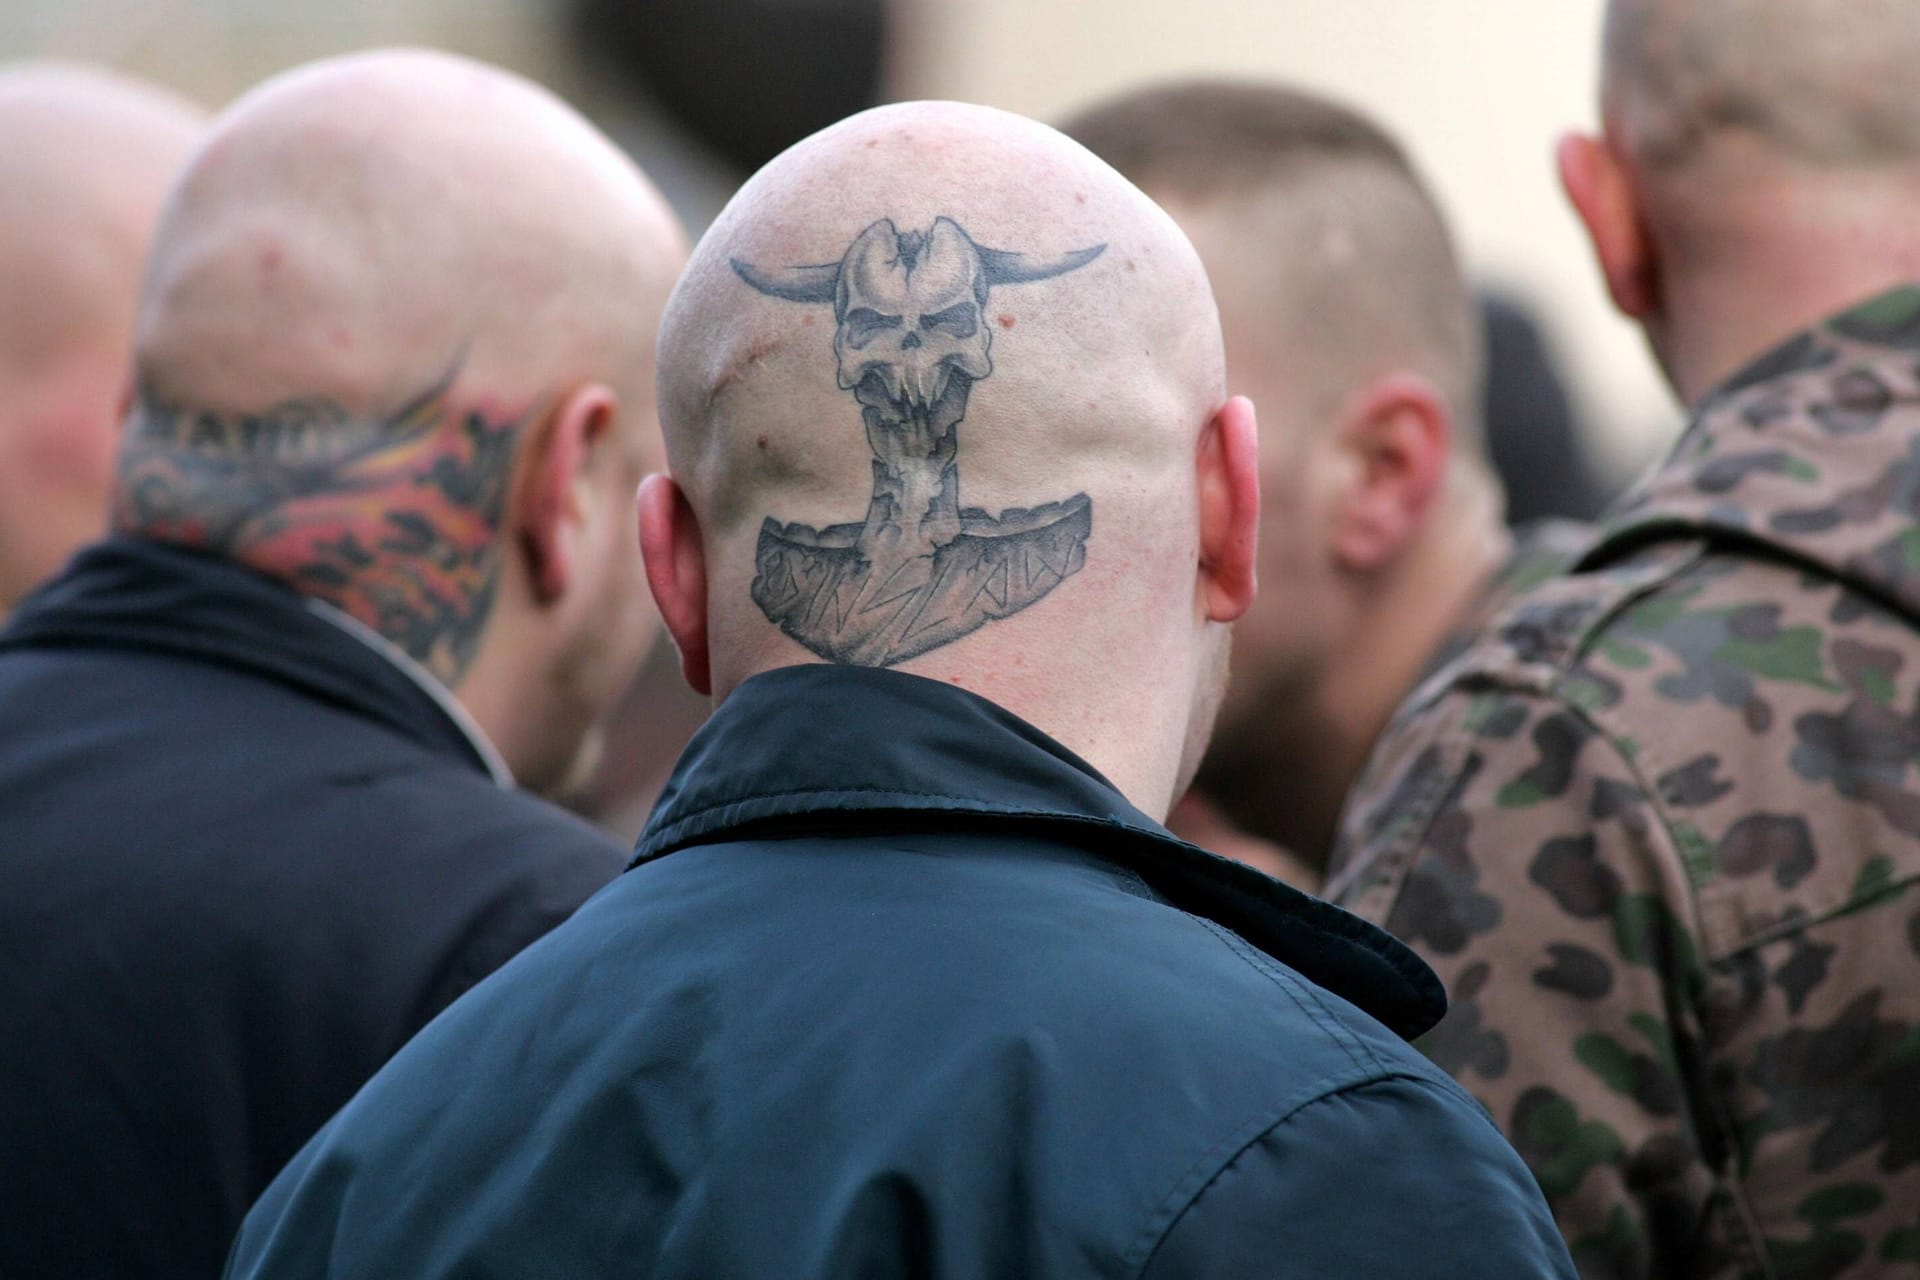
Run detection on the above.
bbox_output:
[1199,395,1260,623]
[637,473,711,695]
[1557,132,1657,320]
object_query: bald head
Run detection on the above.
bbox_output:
[115,49,686,791]
[1064,81,1480,450]
[137,47,682,420]
[1605,0,1920,171]
[650,101,1250,811]
[0,64,204,609]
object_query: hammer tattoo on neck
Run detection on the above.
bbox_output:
[733,217,1103,667]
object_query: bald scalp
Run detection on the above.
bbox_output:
[0,64,204,380]
[116,49,684,686]
[1606,0,1920,170]
[1062,82,1480,448]
[137,48,682,417]
[658,101,1224,676]
[0,64,206,609]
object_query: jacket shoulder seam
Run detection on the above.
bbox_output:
[1122,1071,1475,1279]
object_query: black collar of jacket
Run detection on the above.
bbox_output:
[0,537,498,777]
[636,664,1447,1040]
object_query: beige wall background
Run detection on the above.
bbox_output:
[2,0,1682,480]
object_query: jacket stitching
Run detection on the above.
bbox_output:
[1121,1072,1453,1279]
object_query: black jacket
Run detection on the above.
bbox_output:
[230,665,1574,1279]
[0,539,624,1279]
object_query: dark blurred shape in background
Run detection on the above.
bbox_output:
[1480,291,1615,524]
[568,0,889,173]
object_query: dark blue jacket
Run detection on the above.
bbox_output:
[0,539,624,1280]
[229,665,1575,1279]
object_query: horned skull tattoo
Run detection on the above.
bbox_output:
[733,216,1104,667]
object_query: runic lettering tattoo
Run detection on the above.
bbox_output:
[113,360,522,684]
[733,216,1103,666]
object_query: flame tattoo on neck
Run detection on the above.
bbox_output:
[733,216,1103,667]
[112,359,524,686]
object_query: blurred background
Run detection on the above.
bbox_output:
[3,0,1684,827]
[2,0,1682,481]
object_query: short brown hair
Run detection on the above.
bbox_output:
[1062,80,1483,452]
[1063,80,1415,202]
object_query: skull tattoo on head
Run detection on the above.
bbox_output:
[833,218,993,411]
[733,216,1104,668]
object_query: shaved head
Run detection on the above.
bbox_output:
[1063,81,1480,450]
[135,47,682,426]
[117,49,686,792]
[652,101,1243,810]
[1605,0,1920,170]
[0,63,205,609]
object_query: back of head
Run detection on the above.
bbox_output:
[1063,80,1481,455]
[1065,81,1501,865]
[0,63,205,610]
[1606,0,1920,173]
[1585,0,1920,398]
[117,48,687,792]
[652,101,1242,813]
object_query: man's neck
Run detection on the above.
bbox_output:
[1203,499,1508,866]
[1654,182,1920,405]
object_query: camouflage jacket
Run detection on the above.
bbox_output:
[1327,288,1920,1280]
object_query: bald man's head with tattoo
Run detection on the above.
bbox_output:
[646,101,1258,817]
[1565,0,1920,401]
[1065,82,1504,876]
[117,48,687,794]
[0,64,205,615]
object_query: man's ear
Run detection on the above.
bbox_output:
[1329,373,1451,574]
[1558,131,1658,320]
[517,383,618,604]
[1197,394,1259,623]
[637,472,710,695]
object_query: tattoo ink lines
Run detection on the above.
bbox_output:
[733,216,1103,666]
[114,359,522,684]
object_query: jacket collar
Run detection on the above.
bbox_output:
[637,664,1446,1040]
[1584,285,1920,627]
[0,537,509,784]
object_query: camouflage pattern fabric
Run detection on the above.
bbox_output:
[1327,287,1920,1280]
[1426,517,1599,679]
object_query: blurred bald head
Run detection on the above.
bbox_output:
[0,63,204,611]
[117,49,687,793]
[648,101,1256,813]
[135,47,681,425]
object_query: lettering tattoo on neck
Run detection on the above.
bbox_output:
[113,360,522,685]
[733,216,1104,666]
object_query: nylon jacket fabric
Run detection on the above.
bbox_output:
[228,663,1574,1280]
[1329,287,1920,1278]
[0,538,624,1280]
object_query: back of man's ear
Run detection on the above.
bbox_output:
[1558,131,1659,321]
[1197,395,1260,623]
[517,384,618,604]
[637,472,711,695]
[1330,373,1452,574]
